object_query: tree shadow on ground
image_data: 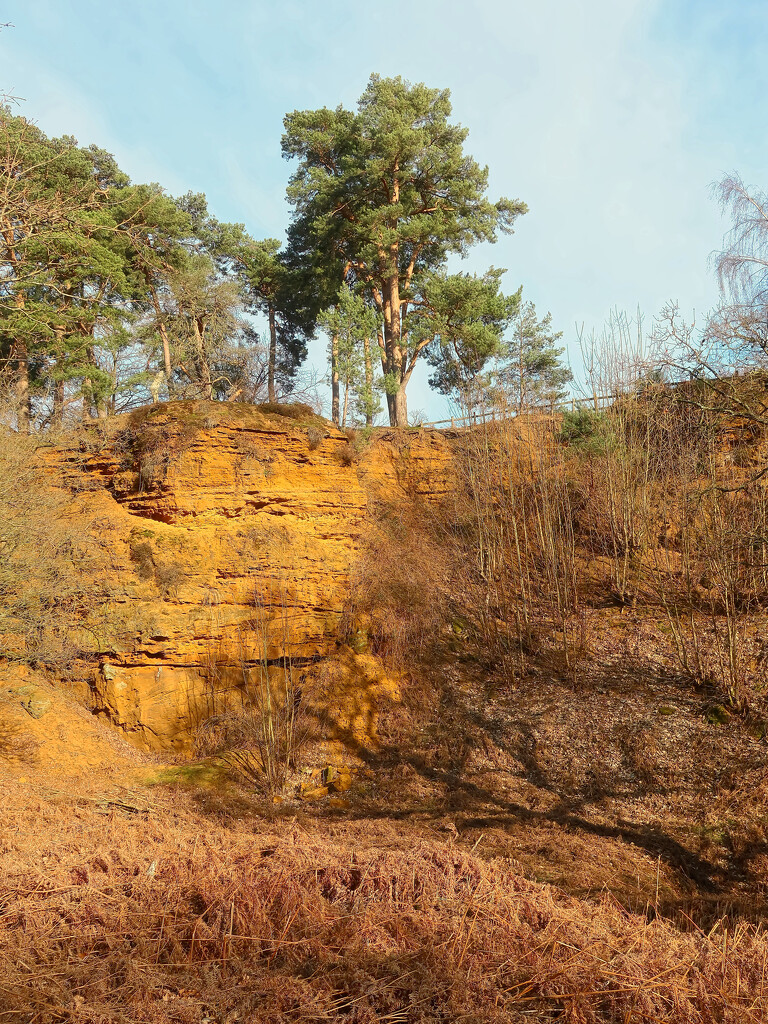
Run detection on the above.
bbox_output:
[182,647,768,923]
[325,652,767,909]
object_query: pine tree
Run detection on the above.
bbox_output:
[283,75,527,425]
[1,109,278,426]
[418,268,521,411]
[0,110,133,428]
[319,284,381,426]
[180,198,312,401]
[499,301,572,411]
[112,181,194,391]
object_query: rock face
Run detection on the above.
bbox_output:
[38,402,454,753]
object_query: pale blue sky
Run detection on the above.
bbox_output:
[2,0,766,417]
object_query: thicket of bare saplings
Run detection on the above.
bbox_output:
[432,376,768,714]
[348,360,768,723]
[0,427,107,668]
[195,585,313,798]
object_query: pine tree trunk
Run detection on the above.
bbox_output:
[13,341,30,434]
[518,318,525,413]
[383,274,405,427]
[50,327,66,429]
[268,304,277,403]
[52,378,64,430]
[193,318,213,400]
[81,381,93,421]
[363,335,373,427]
[394,386,408,427]
[11,285,31,432]
[385,392,394,425]
[149,285,173,394]
[109,350,118,415]
[88,345,108,419]
[341,377,349,428]
[331,332,340,426]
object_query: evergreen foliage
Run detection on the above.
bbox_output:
[498,301,573,410]
[0,109,296,430]
[420,269,521,407]
[319,284,382,426]
[283,74,527,425]
[1,77,566,431]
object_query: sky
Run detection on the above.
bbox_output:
[2,0,767,419]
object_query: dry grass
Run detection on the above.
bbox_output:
[1,776,768,1024]
[7,394,768,1021]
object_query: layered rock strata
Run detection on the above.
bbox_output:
[38,402,454,752]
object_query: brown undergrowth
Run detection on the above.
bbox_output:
[5,392,768,1021]
[1,774,768,1024]
[334,395,768,928]
[427,390,768,714]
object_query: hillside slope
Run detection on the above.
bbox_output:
[3,401,768,1022]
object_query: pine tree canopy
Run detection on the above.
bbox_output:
[282,74,527,425]
[1,77,568,433]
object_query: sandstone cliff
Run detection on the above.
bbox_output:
[32,401,454,752]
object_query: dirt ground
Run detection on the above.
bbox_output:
[1,609,768,1022]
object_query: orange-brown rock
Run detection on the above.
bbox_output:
[0,663,143,775]
[31,402,454,753]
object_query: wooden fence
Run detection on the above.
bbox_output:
[419,393,619,430]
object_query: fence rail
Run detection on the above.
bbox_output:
[419,393,619,430]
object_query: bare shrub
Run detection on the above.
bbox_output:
[153,560,184,598]
[348,495,456,667]
[196,588,310,796]
[448,413,587,681]
[0,429,111,666]
[305,424,326,450]
[649,453,768,709]
[196,669,309,795]
[128,537,184,597]
[258,400,316,420]
[112,410,201,488]
[128,538,155,579]
[335,440,358,466]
